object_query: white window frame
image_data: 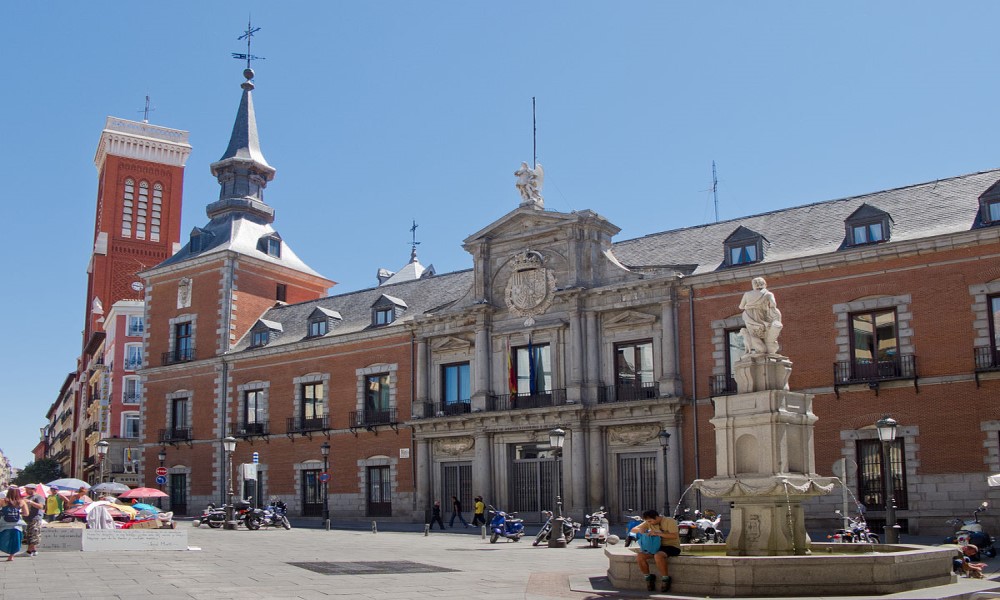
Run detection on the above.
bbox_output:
[122,411,141,439]
[124,343,143,371]
[127,315,144,337]
[122,376,141,405]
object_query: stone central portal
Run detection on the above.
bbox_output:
[695,279,833,556]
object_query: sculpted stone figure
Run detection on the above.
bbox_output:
[739,277,782,355]
[515,161,544,207]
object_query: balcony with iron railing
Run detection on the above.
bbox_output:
[709,375,738,397]
[349,407,398,432]
[430,400,472,417]
[833,354,917,396]
[161,347,194,366]
[122,392,141,405]
[229,421,270,438]
[975,346,1000,386]
[487,388,567,411]
[159,427,192,443]
[286,415,328,435]
[597,382,659,404]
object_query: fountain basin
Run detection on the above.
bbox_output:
[606,543,956,597]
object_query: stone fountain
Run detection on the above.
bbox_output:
[604,278,961,596]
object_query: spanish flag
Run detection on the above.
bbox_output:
[507,338,517,395]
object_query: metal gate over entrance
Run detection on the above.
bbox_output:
[442,462,473,515]
[510,443,559,522]
[619,453,657,519]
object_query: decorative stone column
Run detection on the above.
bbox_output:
[473,431,492,503]
[472,325,490,412]
[659,298,681,396]
[415,338,429,418]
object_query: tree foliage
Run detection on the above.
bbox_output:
[12,458,65,486]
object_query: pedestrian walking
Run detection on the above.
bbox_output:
[450,495,470,528]
[472,496,486,527]
[430,500,446,530]
[0,486,28,562]
[22,484,45,557]
[44,490,64,522]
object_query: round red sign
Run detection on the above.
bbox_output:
[155,467,168,476]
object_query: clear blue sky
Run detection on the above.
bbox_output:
[3,1,998,468]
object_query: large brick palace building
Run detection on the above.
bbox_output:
[44,62,1000,536]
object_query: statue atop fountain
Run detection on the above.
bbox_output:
[695,277,834,556]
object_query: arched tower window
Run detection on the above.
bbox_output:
[136,181,149,240]
[121,178,134,238]
[151,182,163,242]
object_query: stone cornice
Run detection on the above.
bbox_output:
[94,117,192,171]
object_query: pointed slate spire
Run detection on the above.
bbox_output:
[207,67,277,223]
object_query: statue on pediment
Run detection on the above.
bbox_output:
[515,161,544,208]
[739,277,782,355]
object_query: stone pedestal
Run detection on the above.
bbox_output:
[733,354,792,394]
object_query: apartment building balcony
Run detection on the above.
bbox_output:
[349,408,398,434]
[487,388,568,412]
[975,346,1000,386]
[833,354,918,397]
[708,375,738,397]
[161,347,194,366]
[159,427,192,447]
[430,400,472,417]
[228,421,270,440]
[597,382,660,404]
[285,416,328,439]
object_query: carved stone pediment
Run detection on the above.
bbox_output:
[434,436,475,456]
[431,336,473,352]
[605,310,657,330]
[608,423,661,446]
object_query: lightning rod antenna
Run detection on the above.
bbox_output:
[532,97,537,168]
[712,161,719,223]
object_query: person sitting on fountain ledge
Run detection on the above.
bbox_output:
[630,509,681,593]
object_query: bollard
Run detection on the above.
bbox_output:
[324,519,330,531]
[481,525,487,539]
[424,523,430,536]
[372,520,378,534]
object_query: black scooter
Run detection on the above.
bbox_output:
[946,501,997,559]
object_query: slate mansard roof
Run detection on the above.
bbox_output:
[232,269,474,352]
[611,169,1000,274]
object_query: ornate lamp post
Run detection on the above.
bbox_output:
[157,448,167,508]
[658,430,671,517]
[321,441,331,531]
[222,436,237,530]
[547,428,567,548]
[96,439,109,485]
[876,416,900,544]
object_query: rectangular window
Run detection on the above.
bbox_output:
[301,382,324,427]
[853,223,884,245]
[122,378,141,404]
[127,315,144,337]
[123,413,140,439]
[442,363,471,408]
[990,295,1000,354]
[989,200,1000,223]
[267,237,281,257]
[171,398,188,434]
[515,344,551,395]
[174,322,193,361]
[251,330,269,347]
[857,438,908,510]
[375,308,394,325]
[729,244,757,265]
[615,341,655,400]
[366,374,391,413]
[276,283,287,302]
[302,469,322,516]
[244,390,264,432]
[308,319,327,337]
[850,309,899,379]
[125,345,143,370]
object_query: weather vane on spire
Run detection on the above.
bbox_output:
[232,16,265,70]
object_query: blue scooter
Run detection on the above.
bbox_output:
[488,505,525,543]
[623,509,643,547]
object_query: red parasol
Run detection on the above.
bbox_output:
[118,487,169,499]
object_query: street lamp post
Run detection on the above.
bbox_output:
[658,430,671,517]
[547,428,567,548]
[157,448,167,509]
[320,441,331,531]
[222,436,237,530]
[96,439,109,485]
[876,416,900,544]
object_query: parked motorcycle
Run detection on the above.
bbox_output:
[623,509,643,547]
[828,509,879,543]
[246,500,292,530]
[673,508,724,543]
[946,501,996,559]
[584,507,610,548]
[194,497,255,529]
[674,508,697,543]
[488,505,525,543]
[532,510,580,546]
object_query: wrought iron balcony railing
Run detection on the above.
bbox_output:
[229,421,270,438]
[487,389,567,412]
[349,408,398,432]
[833,354,917,397]
[974,346,1000,386]
[161,347,194,366]
[597,382,660,404]
[709,375,738,397]
[431,400,471,417]
[159,428,192,443]
[286,415,328,434]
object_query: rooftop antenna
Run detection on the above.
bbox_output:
[408,219,421,261]
[233,16,265,70]
[532,97,537,168]
[137,95,155,123]
[712,160,719,223]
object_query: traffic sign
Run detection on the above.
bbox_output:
[252,451,259,464]
[318,473,330,483]
[155,467,168,476]
[155,475,167,485]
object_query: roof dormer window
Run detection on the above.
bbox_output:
[978,181,1000,227]
[249,319,282,348]
[258,233,282,258]
[723,226,766,267]
[251,330,270,347]
[306,307,341,338]
[371,294,407,327]
[375,308,394,325]
[189,227,213,254]
[844,203,892,247]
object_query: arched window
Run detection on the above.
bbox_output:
[122,178,135,238]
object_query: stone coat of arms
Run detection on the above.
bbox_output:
[504,250,556,319]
